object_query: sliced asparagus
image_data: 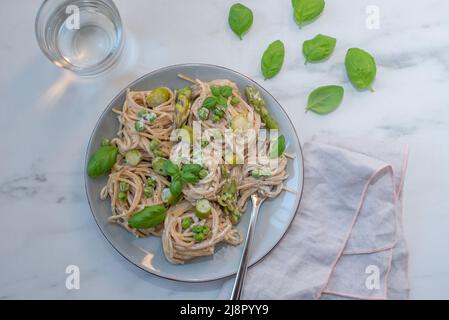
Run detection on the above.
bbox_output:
[174,86,192,128]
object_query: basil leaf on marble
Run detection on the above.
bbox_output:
[261,40,285,79]
[302,34,336,63]
[292,0,325,27]
[306,85,344,115]
[228,3,253,40]
[345,48,377,91]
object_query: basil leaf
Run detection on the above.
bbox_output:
[181,172,200,184]
[169,177,183,198]
[211,86,221,97]
[220,85,233,98]
[128,205,167,229]
[292,0,325,27]
[164,160,180,176]
[228,3,253,40]
[182,164,203,175]
[269,135,286,159]
[345,48,377,91]
[217,95,228,108]
[261,40,285,80]
[202,96,217,110]
[302,34,336,63]
[306,85,344,115]
[87,145,118,177]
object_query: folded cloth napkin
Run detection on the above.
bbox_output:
[219,136,410,300]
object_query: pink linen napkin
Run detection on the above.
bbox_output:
[219,136,410,300]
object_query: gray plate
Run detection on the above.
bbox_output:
[84,64,304,282]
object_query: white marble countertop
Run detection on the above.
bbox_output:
[1,0,448,299]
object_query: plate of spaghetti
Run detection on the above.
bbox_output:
[85,64,304,282]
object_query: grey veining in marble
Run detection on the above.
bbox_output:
[0,0,448,299]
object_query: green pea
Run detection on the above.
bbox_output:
[192,225,203,234]
[119,181,129,192]
[144,112,157,123]
[146,176,156,187]
[137,109,147,118]
[135,120,145,132]
[198,107,209,121]
[230,213,241,224]
[149,139,161,151]
[143,186,154,198]
[214,108,225,117]
[181,217,193,229]
[230,96,240,106]
[118,191,127,201]
[194,232,205,242]
[146,88,171,108]
[202,225,210,235]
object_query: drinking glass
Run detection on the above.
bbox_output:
[35,0,124,76]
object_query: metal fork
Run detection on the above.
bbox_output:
[230,192,267,300]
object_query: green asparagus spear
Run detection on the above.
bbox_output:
[245,86,279,130]
[174,86,192,128]
[217,177,240,221]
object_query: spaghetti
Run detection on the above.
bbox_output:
[98,76,291,264]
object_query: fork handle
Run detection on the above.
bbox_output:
[230,197,265,300]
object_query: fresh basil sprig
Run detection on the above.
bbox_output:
[306,85,344,115]
[345,48,377,91]
[128,205,167,229]
[211,87,221,97]
[163,161,204,199]
[302,34,336,64]
[261,40,285,80]
[200,85,233,122]
[292,0,325,27]
[169,177,184,198]
[202,96,217,110]
[217,95,228,108]
[182,163,203,175]
[164,160,180,177]
[228,3,253,40]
